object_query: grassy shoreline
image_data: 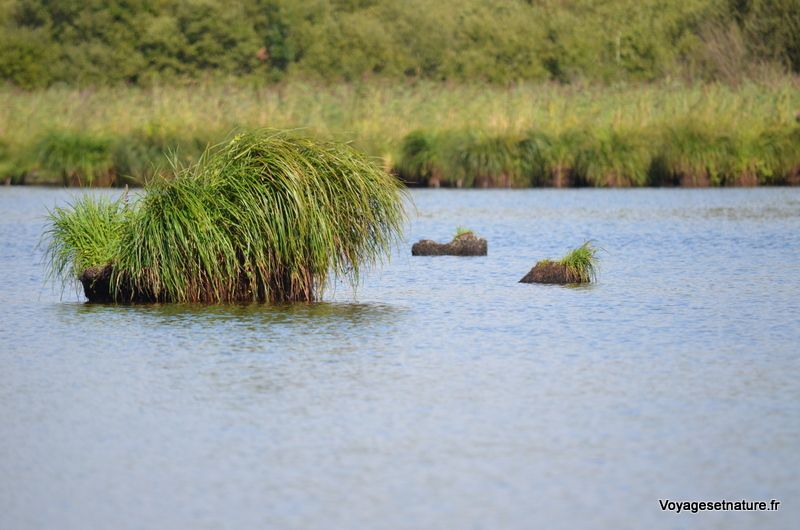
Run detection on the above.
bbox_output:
[2,79,799,187]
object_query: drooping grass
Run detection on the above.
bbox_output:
[44,194,129,286]
[559,241,600,283]
[44,130,406,303]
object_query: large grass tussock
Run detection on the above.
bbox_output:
[45,131,406,303]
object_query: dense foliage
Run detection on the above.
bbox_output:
[2,0,799,87]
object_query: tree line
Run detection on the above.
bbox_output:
[1,0,798,88]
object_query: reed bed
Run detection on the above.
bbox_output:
[3,79,800,186]
[399,125,800,187]
[44,131,406,303]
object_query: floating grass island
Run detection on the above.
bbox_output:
[411,228,488,256]
[520,242,599,284]
[44,131,406,303]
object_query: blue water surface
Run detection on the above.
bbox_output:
[1,187,798,530]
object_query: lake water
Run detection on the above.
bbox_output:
[1,187,798,530]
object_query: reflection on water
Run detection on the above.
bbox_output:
[60,299,403,326]
[1,187,799,530]
[53,301,406,358]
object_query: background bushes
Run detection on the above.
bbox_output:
[2,0,799,88]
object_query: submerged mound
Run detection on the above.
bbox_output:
[519,242,599,284]
[79,264,115,303]
[45,131,406,303]
[519,260,569,284]
[411,231,487,256]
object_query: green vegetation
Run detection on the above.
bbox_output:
[397,124,800,187]
[2,0,799,88]
[3,80,799,187]
[2,1,799,188]
[454,227,474,238]
[559,242,600,284]
[44,131,406,303]
[35,131,116,186]
[521,241,600,284]
[44,194,128,284]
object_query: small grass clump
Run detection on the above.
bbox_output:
[559,241,600,283]
[520,241,600,284]
[44,194,129,285]
[44,130,406,303]
[411,227,487,256]
[454,226,473,237]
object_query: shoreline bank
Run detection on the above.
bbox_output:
[3,81,799,188]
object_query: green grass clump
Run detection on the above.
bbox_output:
[45,130,406,303]
[36,131,115,186]
[650,123,737,186]
[397,130,524,187]
[517,130,590,187]
[456,134,522,187]
[559,241,600,283]
[454,226,474,237]
[574,130,653,187]
[44,194,129,285]
[396,130,441,186]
